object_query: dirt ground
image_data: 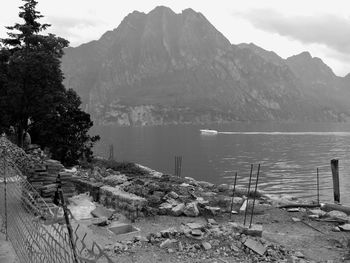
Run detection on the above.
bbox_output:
[73,204,350,263]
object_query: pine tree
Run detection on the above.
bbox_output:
[0,0,68,146]
[0,0,99,165]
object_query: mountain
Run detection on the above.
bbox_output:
[61,6,350,126]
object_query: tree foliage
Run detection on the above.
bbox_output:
[0,0,99,165]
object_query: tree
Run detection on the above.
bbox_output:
[0,0,68,146]
[0,0,99,165]
[31,89,100,166]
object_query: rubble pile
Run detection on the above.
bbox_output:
[104,219,308,263]
[0,136,38,175]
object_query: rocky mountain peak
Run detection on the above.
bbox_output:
[61,6,350,125]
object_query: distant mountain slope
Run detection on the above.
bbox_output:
[61,6,350,126]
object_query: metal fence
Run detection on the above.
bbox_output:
[0,152,79,263]
[0,148,117,263]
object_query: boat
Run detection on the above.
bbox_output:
[200,129,218,135]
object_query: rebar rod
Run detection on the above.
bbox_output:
[317,168,320,205]
[230,172,238,219]
[249,164,261,228]
[243,164,254,226]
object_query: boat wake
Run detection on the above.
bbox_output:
[218,131,350,136]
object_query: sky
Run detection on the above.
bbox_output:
[1,0,350,76]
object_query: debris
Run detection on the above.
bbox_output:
[291,217,301,222]
[91,206,114,219]
[326,210,348,220]
[294,251,305,258]
[242,224,263,237]
[184,202,199,217]
[287,208,300,212]
[186,222,204,229]
[321,203,350,215]
[338,224,350,231]
[68,193,96,220]
[201,241,212,250]
[244,238,266,256]
[191,229,203,236]
[331,226,341,232]
[309,209,327,217]
[240,200,247,212]
[160,239,178,249]
[171,203,185,216]
[207,218,217,225]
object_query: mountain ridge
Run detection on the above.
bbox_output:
[61,6,350,126]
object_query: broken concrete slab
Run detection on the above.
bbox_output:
[242,224,263,237]
[91,206,114,219]
[244,238,266,256]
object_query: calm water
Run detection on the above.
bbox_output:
[91,122,350,204]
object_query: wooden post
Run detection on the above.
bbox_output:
[330,159,340,203]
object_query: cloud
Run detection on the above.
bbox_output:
[237,9,350,54]
[43,16,105,46]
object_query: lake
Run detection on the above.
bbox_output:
[91,122,350,204]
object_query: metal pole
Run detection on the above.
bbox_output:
[3,153,8,241]
[316,168,320,205]
[249,164,261,228]
[243,164,254,226]
[174,156,177,177]
[179,156,182,177]
[230,172,238,220]
[56,174,79,263]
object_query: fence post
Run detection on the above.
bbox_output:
[330,159,340,203]
[2,152,8,241]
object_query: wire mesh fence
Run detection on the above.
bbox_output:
[0,151,79,263]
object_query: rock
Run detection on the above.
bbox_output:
[168,191,179,199]
[309,209,327,217]
[161,227,177,238]
[218,184,230,192]
[291,217,301,222]
[205,206,221,216]
[332,226,341,232]
[339,224,350,231]
[207,218,217,225]
[186,222,204,229]
[327,210,348,220]
[201,241,212,250]
[287,208,300,212]
[244,238,266,256]
[178,241,183,251]
[134,236,149,242]
[197,181,214,188]
[171,203,185,216]
[159,202,174,215]
[160,239,178,249]
[191,229,203,236]
[184,202,199,217]
[103,174,127,186]
[294,251,305,258]
[232,197,244,204]
[239,200,248,212]
[167,248,174,253]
